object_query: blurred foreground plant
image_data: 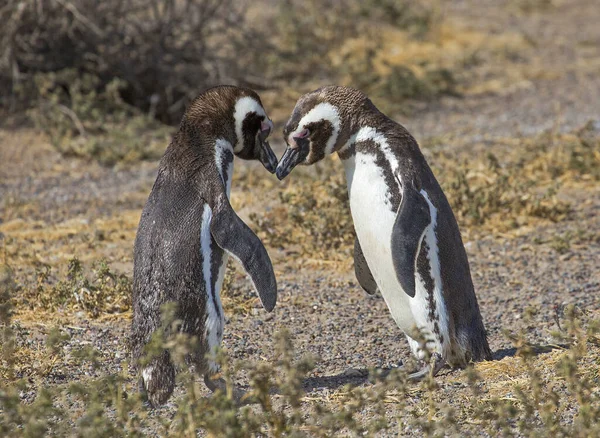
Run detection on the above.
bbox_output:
[2,297,599,436]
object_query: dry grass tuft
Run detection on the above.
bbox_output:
[435,121,599,231]
[251,160,354,263]
[19,257,131,318]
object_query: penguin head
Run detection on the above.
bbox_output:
[276,86,367,180]
[231,91,278,174]
[183,86,278,173]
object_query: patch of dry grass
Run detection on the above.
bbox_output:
[260,7,534,120]
[250,162,354,263]
[23,257,131,318]
[0,207,139,319]
[330,22,531,101]
[435,120,599,232]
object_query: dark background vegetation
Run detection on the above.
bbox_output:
[0,0,457,166]
[1,0,442,122]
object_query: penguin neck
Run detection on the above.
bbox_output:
[161,133,235,201]
[214,138,235,198]
[336,105,389,156]
[340,152,357,193]
[338,127,363,193]
[337,121,394,193]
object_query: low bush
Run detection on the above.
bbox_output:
[0,0,263,124]
[25,257,131,317]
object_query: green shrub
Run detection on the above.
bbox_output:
[30,70,171,165]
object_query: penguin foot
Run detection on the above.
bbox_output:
[407,353,445,381]
[203,374,256,405]
[138,376,152,408]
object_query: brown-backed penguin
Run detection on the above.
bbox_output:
[276,85,491,378]
[131,85,278,406]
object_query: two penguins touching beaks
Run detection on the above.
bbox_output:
[131,85,492,407]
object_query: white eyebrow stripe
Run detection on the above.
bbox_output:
[233,96,266,153]
[290,102,340,155]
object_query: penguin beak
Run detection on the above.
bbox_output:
[256,129,278,174]
[275,138,310,180]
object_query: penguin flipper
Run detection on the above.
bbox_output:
[210,201,277,312]
[391,180,431,298]
[354,238,378,295]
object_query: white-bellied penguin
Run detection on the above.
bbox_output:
[131,85,278,406]
[276,85,491,378]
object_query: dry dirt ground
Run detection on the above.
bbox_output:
[1,0,599,435]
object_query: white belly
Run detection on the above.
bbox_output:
[344,154,417,335]
[344,153,451,360]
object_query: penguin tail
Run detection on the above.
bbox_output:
[139,350,176,407]
[459,323,493,363]
[469,337,493,362]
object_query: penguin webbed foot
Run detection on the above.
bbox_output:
[204,374,256,406]
[407,353,445,381]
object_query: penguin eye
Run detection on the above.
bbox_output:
[294,128,310,139]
